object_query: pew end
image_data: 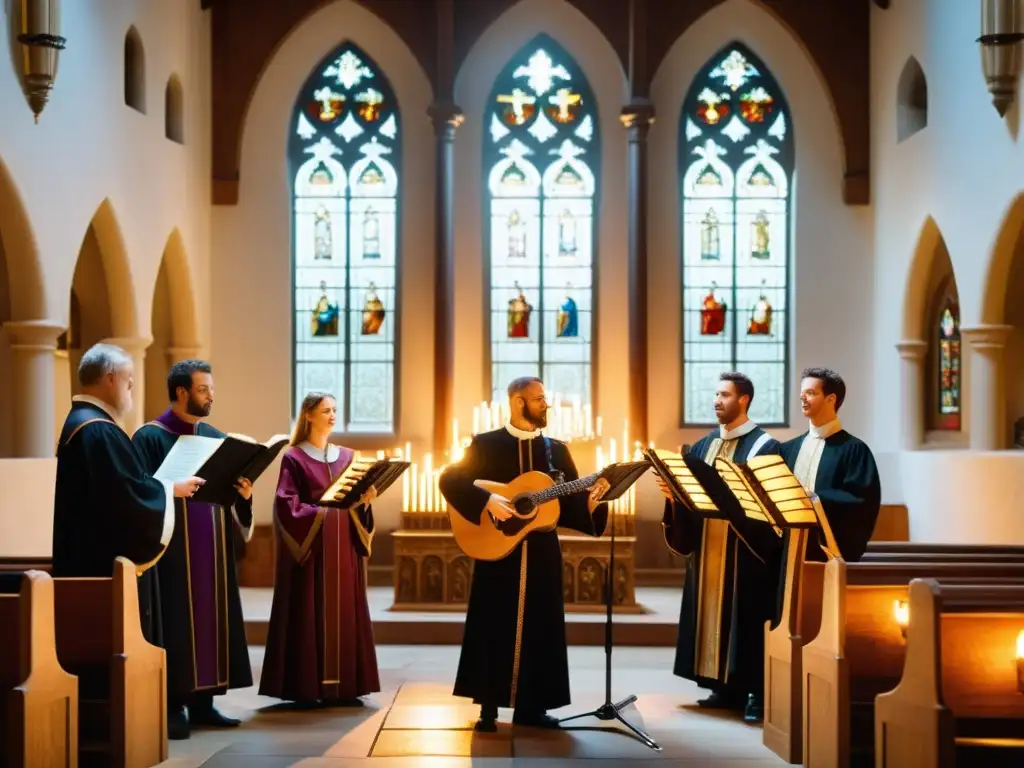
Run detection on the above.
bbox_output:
[0,570,78,768]
[54,558,167,768]
[875,579,1024,768]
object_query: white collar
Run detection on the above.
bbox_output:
[808,418,842,440]
[72,394,120,423]
[719,419,757,441]
[300,441,341,463]
[505,420,540,440]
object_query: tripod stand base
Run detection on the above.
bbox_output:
[558,695,661,751]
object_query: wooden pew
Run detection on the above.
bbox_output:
[875,579,1024,767]
[865,543,1024,556]
[802,560,1024,767]
[0,570,78,768]
[53,558,167,768]
[764,547,1024,764]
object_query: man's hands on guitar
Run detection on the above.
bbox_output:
[588,478,611,512]
[486,493,515,522]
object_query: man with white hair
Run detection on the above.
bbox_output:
[52,342,204,642]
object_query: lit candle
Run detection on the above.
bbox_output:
[405,441,412,464]
[424,453,433,512]
[402,459,410,512]
[410,462,418,512]
[596,416,603,437]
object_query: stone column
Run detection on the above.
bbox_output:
[895,339,928,450]
[6,319,65,457]
[428,102,463,455]
[103,336,153,435]
[961,324,1013,450]
[621,102,655,444]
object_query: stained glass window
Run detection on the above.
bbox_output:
[484,34,599,407]
[937,300,961,430]
[289,43,400,432]
[680,44,793,426]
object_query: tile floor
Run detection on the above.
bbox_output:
[160,645,786,767]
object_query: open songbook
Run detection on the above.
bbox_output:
[319,457,410,509]
[643,448,724,518]
[588,460,652,502]
[713,454,818,531]
[153,432,291,506]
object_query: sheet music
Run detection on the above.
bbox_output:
[153,435,222,482]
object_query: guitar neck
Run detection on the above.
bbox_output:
[527,471,601,505]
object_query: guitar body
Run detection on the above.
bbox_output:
[448,471,561,561]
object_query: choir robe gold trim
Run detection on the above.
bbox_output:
[348,505,375,558]
[276,509,326,564]
[792,434,843,560]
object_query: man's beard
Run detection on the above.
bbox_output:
[524,405,547,429]
[715,406,739,425]
[186,396,212,417]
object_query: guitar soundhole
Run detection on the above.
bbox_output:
[512,495,535,515]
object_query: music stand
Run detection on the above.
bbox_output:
[557,464,661,751]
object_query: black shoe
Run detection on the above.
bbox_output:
[188,703,241,728]
[322,697,364,708]
[697,689,740,709]
[168,706,190,740]
[474,704,498,733]
[512,710,561,729]
[743,693,763,723]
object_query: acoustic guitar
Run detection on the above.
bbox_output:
[448,470,602,561]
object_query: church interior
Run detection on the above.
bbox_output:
[4,0,1024,765]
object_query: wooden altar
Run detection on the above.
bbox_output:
[390,509,640,614]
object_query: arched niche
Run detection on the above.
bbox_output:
[145,229,199,421]
[0,217,10,456]
[923,266,963,438]
[125,26,146,113]
[896,55,927,143]
[65,200,139,400]
[165,74,184,144]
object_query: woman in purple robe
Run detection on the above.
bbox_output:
[258,391,380,705]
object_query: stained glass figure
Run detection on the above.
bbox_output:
[558,208,577,256]
[751,210,770,259]
[314,207,332,260]
[486,35,598,406]
[361,283,385,335]
[681,43,793,425]
[938,302,961,428]
[701,209,720,260]
[556,289,578,338]
[290,42,400,431]
[701,284,727,336]
[508,209,527,258]
[362,206,380,258]
[508,282,532,338]
[311,281,340,337]
[747,282,772,335]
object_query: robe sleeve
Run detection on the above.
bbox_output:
[273,453,325,563]
[812,440,882,562]
[349,503,375,558]
[552,442,609,536]
[231,495,255,544]
[89,424,175,573]
[438,436,492,525]
[662,442,706,556]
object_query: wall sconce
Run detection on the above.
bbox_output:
[16,0,66,122]
[1016,629,1024,693]
[979,0,1024,117]
[893,599,909,640]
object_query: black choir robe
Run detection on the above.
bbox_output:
[438,426,609,713]
[132,411,254,705]
[663,422,780,695]
[52,397,176,642]
[773,420,882,623]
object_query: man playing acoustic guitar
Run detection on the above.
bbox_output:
[439,376,610,732]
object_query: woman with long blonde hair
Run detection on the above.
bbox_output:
[259,391,380,705]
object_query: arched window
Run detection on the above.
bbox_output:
[484,34,600,408]
[680,43,794,426]
[289,43,400,432]
[936,298,961,430]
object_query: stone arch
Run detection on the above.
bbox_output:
[124,26,146,113]
[146,229,200,420]
[901,216,947,341]
[165,74,184,144]
[0,155,46,321]
[896,55,928,143]
[980,192,1024,326]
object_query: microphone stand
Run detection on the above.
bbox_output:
[557,494,660,751]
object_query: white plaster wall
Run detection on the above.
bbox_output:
[0,0,212,554]
[647,0,878,484]
[452,0,630,450]
[211,0,435,526]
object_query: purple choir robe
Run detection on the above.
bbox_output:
[132,409,254,704]
[258,444,380,703]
